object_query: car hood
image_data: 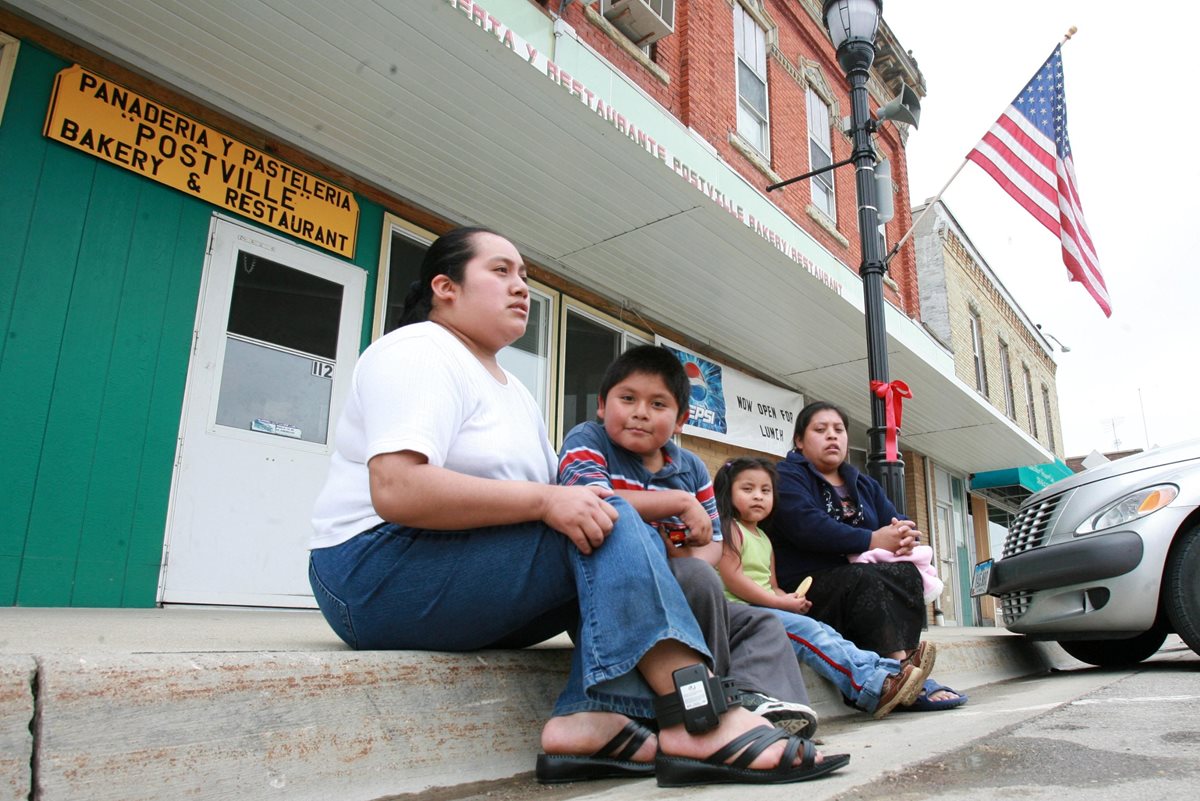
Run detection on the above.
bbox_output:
[1024,438,1200,505]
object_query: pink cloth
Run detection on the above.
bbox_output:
[850,545,944,603]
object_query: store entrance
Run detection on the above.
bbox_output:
[161,216,364,606]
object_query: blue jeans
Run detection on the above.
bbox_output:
[764,608,901,713]
[308,497,711,719]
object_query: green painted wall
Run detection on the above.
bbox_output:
[0,43,382,606]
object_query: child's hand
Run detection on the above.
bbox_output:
[677,497,713,546]
[544,485,617,555]
[776,594,812,614]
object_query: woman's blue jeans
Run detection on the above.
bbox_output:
[308,497,710,719]
[765,608,901,713]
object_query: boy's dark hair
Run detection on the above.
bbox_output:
[598,345,690,418]
[713,457,778,564]
[398,226,501,326]
[792,400,849,448]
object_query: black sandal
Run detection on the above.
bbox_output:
[535,720,656,783]
[656,726,850,786]
[652,664,849,787]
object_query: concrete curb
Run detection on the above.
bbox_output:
[33,649,569,801]
[0,657,34,801]
[0,609,1084,800]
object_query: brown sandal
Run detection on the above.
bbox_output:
[873,663,927,719]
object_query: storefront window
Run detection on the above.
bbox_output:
[498,292,553,417]
[559,306,649,440]
[377,216,555,418]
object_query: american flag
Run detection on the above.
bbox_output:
[967,45,1110,317]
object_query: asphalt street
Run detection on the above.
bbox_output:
[396,637,1199,801]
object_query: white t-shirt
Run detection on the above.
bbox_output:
[310,321,557,548]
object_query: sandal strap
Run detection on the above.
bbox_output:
[708,725,787,770]
[791,733,816,770]
[592,721,652,761]
[705,726,819,773]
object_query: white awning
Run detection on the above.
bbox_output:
[10,0,1052,474]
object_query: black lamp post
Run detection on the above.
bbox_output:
[823,0,905,513]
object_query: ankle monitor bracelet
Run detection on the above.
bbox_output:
[652,664,741,734]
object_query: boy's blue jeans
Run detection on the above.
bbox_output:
[763,608,901,713]
[308,497,711,719]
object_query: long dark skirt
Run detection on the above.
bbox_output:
[803,562,925,656]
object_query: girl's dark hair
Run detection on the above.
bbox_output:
[397,226,501,326]
[792,400,849,448]
[713,456,778,564]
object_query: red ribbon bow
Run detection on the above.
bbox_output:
[870,380,912,461]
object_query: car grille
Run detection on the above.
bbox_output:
[999,591,1032,625]
[1002,493,1064,557]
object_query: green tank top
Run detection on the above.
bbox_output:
[723,520,775,603]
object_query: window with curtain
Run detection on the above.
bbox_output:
[1023,365,1039,438]
[1042,385,1056,451]
[807,87,835,219]
[998,339,1015,418]
[735,4,770,155]
[969,310,988,396]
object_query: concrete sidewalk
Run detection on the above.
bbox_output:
[0,607,1079,801]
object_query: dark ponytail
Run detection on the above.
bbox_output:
[397,226,500,326]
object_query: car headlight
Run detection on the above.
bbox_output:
[1074,484,1179,534]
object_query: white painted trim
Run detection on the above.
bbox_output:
[0,31,20,128]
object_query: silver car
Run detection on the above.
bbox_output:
[979,439,1200,666]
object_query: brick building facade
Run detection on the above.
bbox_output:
[1,0,1051,611]
[562,0,923,315]
[915,201,1063,455]
[914,199,1070,625]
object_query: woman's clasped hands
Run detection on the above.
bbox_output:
[870,517,921,556]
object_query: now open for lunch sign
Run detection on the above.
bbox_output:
[43,65,358,258]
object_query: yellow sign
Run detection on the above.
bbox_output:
[44,65,358,258]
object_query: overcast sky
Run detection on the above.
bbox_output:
[882,1,1197,457]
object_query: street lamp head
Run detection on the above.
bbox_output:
[822,0,882,74]
[1036,324,1073,353]
[822,0,882,50]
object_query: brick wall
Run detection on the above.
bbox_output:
[682,433,778,485]
[553,0,923,319]
[932,220,1063,457]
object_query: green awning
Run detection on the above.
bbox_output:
[971,459,1074,513]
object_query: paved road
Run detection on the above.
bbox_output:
[394,638,1198,801]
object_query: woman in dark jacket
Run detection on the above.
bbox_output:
[767,401,925,660]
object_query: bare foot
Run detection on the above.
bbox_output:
[656,706,832,769]
[541,712,656,762]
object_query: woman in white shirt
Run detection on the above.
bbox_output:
[309,227,845,786]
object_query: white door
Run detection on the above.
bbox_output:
[161,216,365,607]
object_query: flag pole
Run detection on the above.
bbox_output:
[884,25,1079,268]
[883,159,967,266]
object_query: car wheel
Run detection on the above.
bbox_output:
[1164,524,1200,656]
[1058,626,1167,667]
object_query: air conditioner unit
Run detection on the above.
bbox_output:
[602,0,675,47]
